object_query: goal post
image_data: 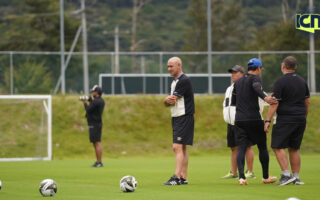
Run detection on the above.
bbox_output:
[0,95,52,161]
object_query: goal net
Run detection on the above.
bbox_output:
[0,95,52,161]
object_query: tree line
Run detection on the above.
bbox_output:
[0,0,319,93]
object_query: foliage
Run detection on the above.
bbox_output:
[0,1,320,93]
[0,0,79,51]
[3,60,53,93]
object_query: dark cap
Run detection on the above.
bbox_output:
[90,85,102,95]
[228,65,245,73]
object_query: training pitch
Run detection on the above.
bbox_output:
[0,155,319,200]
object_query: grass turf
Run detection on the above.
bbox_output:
[2,95,320,159]
[0,155,319,200]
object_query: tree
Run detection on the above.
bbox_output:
[248,21,320,91]
[181,0,245,73]
[4,60,53,94]
[0,0,81,93]
[0,0,79,51]
[130,0,150,72]
[182,0,207,52]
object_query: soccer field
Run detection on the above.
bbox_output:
[0,155,319,200]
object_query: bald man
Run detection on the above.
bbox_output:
[163,57,195,185]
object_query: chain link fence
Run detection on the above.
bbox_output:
[0,51,319,94]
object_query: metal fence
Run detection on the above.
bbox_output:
[99,73,231,95]
[0,51,319,95]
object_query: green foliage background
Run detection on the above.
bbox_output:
[0,0,320,93]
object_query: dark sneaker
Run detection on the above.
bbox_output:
[91,161,104,167]
[293,178,304,185]
[276,175,296,186]
[180,176,188,185]
[163,175,180,185]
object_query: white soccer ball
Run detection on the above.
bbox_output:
[120,175,138,192]
[39,179,57,197]
[286,198,300,200]
[0,180,2,191]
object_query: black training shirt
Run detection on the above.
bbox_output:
[232,73,267,121]
[171,74,195,116]
[272,73,310,122]
[84,96,105,124]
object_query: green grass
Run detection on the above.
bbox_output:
[0,155,320,200]
[1,95,320,159]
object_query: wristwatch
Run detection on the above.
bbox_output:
[265,120,271,123]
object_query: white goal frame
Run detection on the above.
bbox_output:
[0,95,52,161]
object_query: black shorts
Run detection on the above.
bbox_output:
[227,124,238,147]
[89,124,102,143]
[271,122,306,149]
[235,120,266,146]
[172,115,194,145]
[227,124,253,147]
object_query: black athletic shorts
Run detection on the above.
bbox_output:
[227,124,253,147]
[89,123,102,143]
[271,121,306,149]
[227,124,238,147]
[234,120,266,146]
[172,115,194,145]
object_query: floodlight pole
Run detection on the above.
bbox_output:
[10,52,13,94]
[81,0,89,94]
[60,0,65,95]
[309,0,316,93]
[207,0,212,94]
[114,25,120,74]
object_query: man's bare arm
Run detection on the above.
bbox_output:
[305,98,310,118]
[163,95,177,106]
[264,102,279,132]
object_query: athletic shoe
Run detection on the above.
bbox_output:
[180,176,188,185]
[239,178,248,185]
[262,176,277,184]
[245,170,256,179]
[163,175,181,185]
[221,171,238,179]
[276,175,296,186]
[293,178,304,185]
[91,161,104,167]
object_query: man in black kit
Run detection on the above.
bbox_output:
[83,85,105,167]
[265,56,310,186]
[232,58,278,185]
[163,57,195,185]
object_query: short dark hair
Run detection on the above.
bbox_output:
[248,67,259,71]
[282,56,296,70]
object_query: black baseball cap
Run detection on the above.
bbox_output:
[90,85,102,95]
[228,65,245,73]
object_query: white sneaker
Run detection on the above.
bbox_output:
[239,178,248,185]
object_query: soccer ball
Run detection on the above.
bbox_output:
[0,180,2,191]
[39,179,57,197]
[120,175,138,192]
[286,198,300,200]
